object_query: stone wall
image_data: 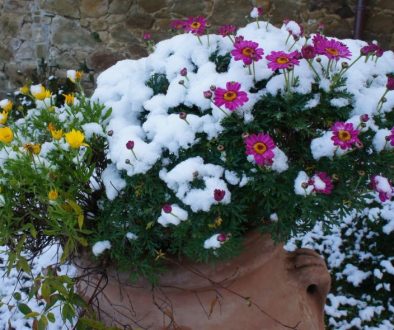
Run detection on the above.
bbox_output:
[0,0,393,97]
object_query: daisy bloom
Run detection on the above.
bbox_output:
[301,45,316,60]
[63,94,75,106]
[313,35,351,60]
[31,84,51,100]
[361,43,384,57]
[244,133,276,166]
[218,25,237,37]
[213,82,249,111]
[0,127,13,144]
[386,75,394,91]
[67,70,83,83]
[50,128,63,141]
[0,99,13,113]
[310,172,333,195]
[231,40,264,65]
[184,16,207,36]
[266,51,300,71]
[19,85,30,95]
[65,129,88,149]
[24,143,41,155]
[331,122,360,150]
[170,19,186,31]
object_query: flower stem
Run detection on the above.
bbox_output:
[307,60,321,81]
[252,61,256,82]
[376,89,389,113]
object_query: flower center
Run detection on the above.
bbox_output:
[338,130,351,141]
[253,142,267,154]
[223,91,237,101]
[191,22,201,29]
[326,48,339,56]
[242,47,254,57]
[276,56,289,64]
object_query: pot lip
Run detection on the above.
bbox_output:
[75,231,284,291]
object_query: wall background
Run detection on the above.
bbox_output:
[0,0,393,96]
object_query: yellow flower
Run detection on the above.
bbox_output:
[0,100,13,113]
[63,94,75,106]
[0,127,13,144]
[51,128,63,140]
[75,71,83,81]
[24,143,41,155]
[65,129,88,149]
[32,85,51,100]
[67,70,83,83]
[19,85,29,95]
[48,189,58,201]
[0,111,8,125]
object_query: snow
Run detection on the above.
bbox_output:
[294,171,313,196]
[102,164,126,200]
[92,240,111,256]
[82,122,105,139]
[157,204,188,226]
[126,232,138,240]
[203,234,221,249]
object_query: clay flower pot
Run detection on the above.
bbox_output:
[77,232,330,329]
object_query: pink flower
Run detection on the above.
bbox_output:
[180,68,187,76]
[370,175,393,202]
[126,140,134,150]
[388,127,394,146]
[170,19,186,31]
[218,25,237,37]
[361,43,384,57]
[310,172,333,195]
[143,32,151,40]
[213,82,249,111]
[331,122,360,150]
[231,40,264,65]
[214,189,226,202]
[162,204,172,213]
[184,16,207,36]
[217,233,229,243]
[313,35,352,60]
[266,51,300,71]
[244,133,276,166]
[301,45,316,60]
[386,75,394,90]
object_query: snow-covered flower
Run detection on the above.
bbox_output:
[370,175,393,202]
[0,99,13,112]
[284,20,303,38]
[213,189,226,202]
[231,39,264,65]
[213,81,249,111]
[250,7,263,18]
[310,172,334,195]
[266,51,300,71]
[331,122,360,150]
[244,133,275,166]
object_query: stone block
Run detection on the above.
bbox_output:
[0,45,12,61]
[0,14,23,37]
[81,0,108,18]
[51,16,96,50]
[210,0,253,26]
[138,0,167,13]
[170,0,206,16]
[109,0,133,15]
[87,50,126,71]
[40,0,80,18]
[125,7,155,29]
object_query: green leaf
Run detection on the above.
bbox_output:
[18,303,32,315]
[47,312,56,323]
[13,292,21,301]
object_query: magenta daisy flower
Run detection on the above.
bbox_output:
[331,122,360,150]
[184,16,207,36]
[266,51,300,71]
[231,40,264,65]
[170,19,186,31]
[218,25,237,37]
[314,35,352,60]
[310,172,333,195]
[213,82,249,111]
[386,75,394,91]
[244,133,276,166]
[361,43,384,57]
[301,45,316,60]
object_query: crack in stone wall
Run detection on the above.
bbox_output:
[0,0,393,97]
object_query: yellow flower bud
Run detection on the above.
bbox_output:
[48,189,58,201]
[20,85,30,95]
[31,85,51,101]
[0,111,8,125]
[51,129,63,140]
[0,127,14,144]
[0,99,13,113]
[63,94,75,106]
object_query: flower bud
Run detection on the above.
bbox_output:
[125,159,131,164]
[214,189,226,202]
[162,204,172,213]
[126,140,134,150]
[341,62,349,69]
[179,112,187,119]
[210,85,216,91]
[360,114,369,122]
[316,57,321,63]
[301,182,309,189]
[203,90,213,99]
[242,132,250,139]
[178,80,185,85]
[192,171,199,178]
[180,68,187,76]
[217,144,225,152]
[217,233,228,243]
[107,130,113,136]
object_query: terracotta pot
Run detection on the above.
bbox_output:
[76,232,331,329]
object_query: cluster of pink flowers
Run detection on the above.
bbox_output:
[213,82,249,111]
[170,16,207,36]
[266,50,300,71]
[331,122,361,150]
[308,172,334,195]
[244,133,276,166]
[313,34,352,61]
[361,42,384,57]
[371,175,393,202]
[218,25,237,37]
[231,39,264,65]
